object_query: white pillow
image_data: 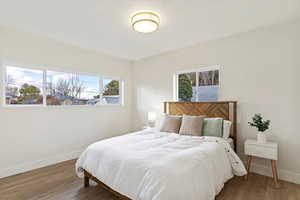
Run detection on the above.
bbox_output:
[155,113,166,129]
[223,120,232,139]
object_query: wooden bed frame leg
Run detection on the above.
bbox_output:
[244,155,252,180]
[84,171,89,187]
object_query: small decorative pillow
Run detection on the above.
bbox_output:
[202,118,223,137]
[179,115,204,136]
[160,115,182,133]
[223,120,232,139]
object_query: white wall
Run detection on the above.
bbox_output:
[132,20,300,184]
[1,20,300,184]
[0,27,133,178]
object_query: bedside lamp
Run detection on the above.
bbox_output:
[148,112,156,128]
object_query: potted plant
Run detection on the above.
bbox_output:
[248,113,271,143]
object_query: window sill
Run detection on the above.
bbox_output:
[2,104,124,108]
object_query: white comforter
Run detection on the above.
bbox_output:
[76,129,246,200]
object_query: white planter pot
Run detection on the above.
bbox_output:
[257,132,267,143]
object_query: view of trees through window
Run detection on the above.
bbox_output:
[178,69,219,102]
[5,66,121,106]
[102,79,120,104]
[46,71,100,105]
[5,66,43,105]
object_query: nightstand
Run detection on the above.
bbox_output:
[244,139,279,187]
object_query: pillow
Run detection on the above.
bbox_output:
[202,118,223,137]
[223,120,232,139]
[159,115,182,133]
[155,113,166,129]
[179,115,204,136]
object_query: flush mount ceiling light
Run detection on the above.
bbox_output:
[131,11,160,33]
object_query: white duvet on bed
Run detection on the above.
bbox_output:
[76,129,246,200]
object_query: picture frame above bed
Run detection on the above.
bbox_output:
[164,101,237,151]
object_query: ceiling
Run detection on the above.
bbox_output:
[0,0,299,60]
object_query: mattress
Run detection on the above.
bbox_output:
[76,129,246,200]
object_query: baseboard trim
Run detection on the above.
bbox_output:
[2,151,300,185]
[0,150,83,179]
[249,162,300,185]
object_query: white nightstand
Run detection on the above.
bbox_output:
[244,139,279,187]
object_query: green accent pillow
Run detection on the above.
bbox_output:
[202,118,223,137]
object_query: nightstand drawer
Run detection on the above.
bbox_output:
[245,144,277,160]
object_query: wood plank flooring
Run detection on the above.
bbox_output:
[0,160,299,200]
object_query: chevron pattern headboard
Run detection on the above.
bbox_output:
[164,101,237,151]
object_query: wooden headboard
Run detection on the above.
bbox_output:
[164,101,237,151]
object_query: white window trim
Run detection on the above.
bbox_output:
[173,65,220,102]
[1,61,124,107]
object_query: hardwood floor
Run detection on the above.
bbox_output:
[1,160,299,200]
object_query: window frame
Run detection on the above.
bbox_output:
[2,61,124,107]
[173,65,220,102]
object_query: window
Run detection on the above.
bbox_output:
[175,67,219,102]
[101,78,120,105]
[5,66,44,105]
[4,65,123,106]
[46,71,100,106]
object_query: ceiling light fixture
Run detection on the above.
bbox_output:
[131,11,160,33]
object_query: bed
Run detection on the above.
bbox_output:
[76,101,247,200]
